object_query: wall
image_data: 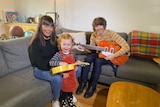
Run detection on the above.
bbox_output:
[15,0,54,18]
[57,0,160,33]
[1,0,160,35]
[0,0,15,35]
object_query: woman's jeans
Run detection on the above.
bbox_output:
[34,66,81,99]
[81,53,109,89]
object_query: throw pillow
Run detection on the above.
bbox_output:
[131,30,160,58]
[63,32,86,44]
[62,32,89,55]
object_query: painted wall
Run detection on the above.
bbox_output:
[1,0,160,35]
[57,0,160,33]
[0,0,15,35]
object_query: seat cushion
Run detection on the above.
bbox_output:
[0,66,52,107]
[117,57,160,84]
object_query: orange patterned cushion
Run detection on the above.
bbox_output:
[131,30,160,58]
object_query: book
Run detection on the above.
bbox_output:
[5,11,20,23]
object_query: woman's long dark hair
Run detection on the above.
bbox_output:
[30,15,57,47]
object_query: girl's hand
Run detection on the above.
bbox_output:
[62,73,69,78]
[59,62,68,66]
[76,60,82,65]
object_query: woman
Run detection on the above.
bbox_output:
[28,15,62,107]
[76,17,130,98]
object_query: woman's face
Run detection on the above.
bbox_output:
[42,24,54,37]
[94,25,105,35]
[60,39,72,53]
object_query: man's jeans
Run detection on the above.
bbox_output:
[81,53,109,88]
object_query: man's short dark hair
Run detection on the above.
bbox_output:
[92,17,107,31]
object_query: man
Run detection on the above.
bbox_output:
[76,17,130,98]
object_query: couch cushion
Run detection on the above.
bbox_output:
[62,32,86,45]
[0,67,52,107]
[60,32,89,55]
[118,32,128,41]
[0,36,32,73]
[0,46,8,77]
[117,57,160,84]
[131,30,160,58]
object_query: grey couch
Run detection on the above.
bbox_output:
[0,28,159,107]
[0,36,52,107]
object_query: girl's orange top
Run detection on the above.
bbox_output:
[60,51,77,92]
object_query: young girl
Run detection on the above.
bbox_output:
[49,34,82,107]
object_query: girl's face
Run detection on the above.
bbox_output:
[94,25,105,35]
[61,39,72,53]
[42,24,53,37]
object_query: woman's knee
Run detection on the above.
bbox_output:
[52,74,62,83]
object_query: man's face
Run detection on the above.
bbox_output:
[94,25,105,35]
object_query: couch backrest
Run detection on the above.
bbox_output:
[0,46,9,77]
[85,32,128,44]
[127,32,132,46]
[59,28,129,44]
[0,36,32,73]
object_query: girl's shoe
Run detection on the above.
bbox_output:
[67,96,76,107]
[61,99,68,107]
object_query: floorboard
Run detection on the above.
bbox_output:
[45,83,109,107]
[46,83,160,107]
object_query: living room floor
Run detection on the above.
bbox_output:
[46,83,160,107]
[46,83,109,107]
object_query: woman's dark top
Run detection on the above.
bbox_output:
[28,39,58,71]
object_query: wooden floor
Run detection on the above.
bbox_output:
[46,83,160,107]
[45,83,109,107]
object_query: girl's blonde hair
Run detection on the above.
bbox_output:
[57,33,75,50]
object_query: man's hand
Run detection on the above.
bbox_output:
[104,54,116,61]
[77,44,85,51]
